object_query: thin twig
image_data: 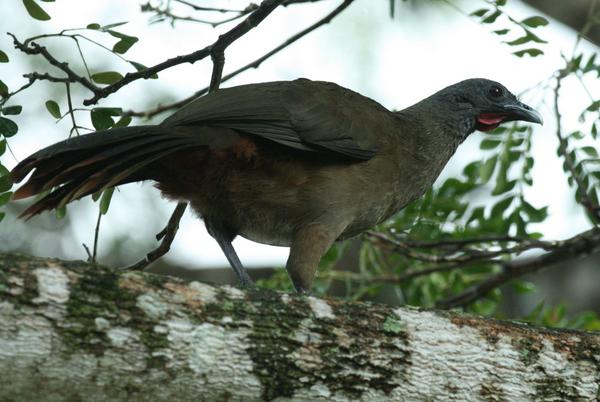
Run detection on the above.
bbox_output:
[92,210,102,264]
[65,82,81,137]
[553,72,600,223]
[10,33,99,93]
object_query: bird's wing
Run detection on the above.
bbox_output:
[161,79,386,160]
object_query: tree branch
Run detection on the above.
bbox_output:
[83,0,285,105]
[2,253,600,401]
[437,228,600,308]
[124,0,355,118]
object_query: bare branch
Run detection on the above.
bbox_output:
[436,228,600,309]
[9,33,99,93]
[366,230,556,265]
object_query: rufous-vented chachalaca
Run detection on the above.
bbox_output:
[10,78,542,291]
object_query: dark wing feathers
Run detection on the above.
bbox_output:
[13,79,388,217]
[162,79,385,160]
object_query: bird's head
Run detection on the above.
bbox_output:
[438,78,543,134]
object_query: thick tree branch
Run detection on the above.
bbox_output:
[1,253,600,401]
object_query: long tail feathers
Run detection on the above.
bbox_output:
[10,125,199,219]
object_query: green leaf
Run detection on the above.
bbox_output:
[490,196,514,218]
[108,30,139,54]
[99,187,114,214]
[0,117,18,137]
[22,0,51,21]
[0,175,11,192]
[87,23,101,29]
[0,50,8,63]
[0,140,6,156]
[90,109,115,130]
[513,48,544,58]
[91,71,123,85]
[0,80,8,97]
[2,105,22,115]
[0,164,8,177]
[493,29,509,36]
[521,201,548,223]
[45,100,61,118]
[114,115,132,128]
[492,177,516,195]
[512,280,536,294]
[479,156,497,183]
[582,146,599,158]
[470,8,489,17]
[56,204,66,219]
[101,21,128,30]
[0,212,4,222]
[480,138,502,150]
[495,0,507,6]
[482,10,501,24]
[586,100,600,112]
[0,191,11,206]
[506,35,532,46]
[129,61,158,79]
[521,16,549,28]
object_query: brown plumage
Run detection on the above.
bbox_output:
[10,78,542,291]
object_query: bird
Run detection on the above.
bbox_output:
[10,78,542,292]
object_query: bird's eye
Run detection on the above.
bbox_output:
[489,86,503,98]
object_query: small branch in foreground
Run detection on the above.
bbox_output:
[124,201,188,271]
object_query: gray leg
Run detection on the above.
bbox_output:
[207,223,254,287]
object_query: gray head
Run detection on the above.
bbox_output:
[410,78,543,143]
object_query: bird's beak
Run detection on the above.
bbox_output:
[502,100,543,125]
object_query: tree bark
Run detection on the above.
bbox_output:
[1,253,599,401]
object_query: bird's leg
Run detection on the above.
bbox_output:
[286,223,345,293]
[209,225,254,288]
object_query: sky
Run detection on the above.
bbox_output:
[0,0,598,269]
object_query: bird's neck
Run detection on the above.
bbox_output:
[398,95,476,150]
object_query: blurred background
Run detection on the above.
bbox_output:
[0,0,598,318]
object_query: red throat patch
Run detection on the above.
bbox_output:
[477,114,505,125]
[476,113,506,131]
